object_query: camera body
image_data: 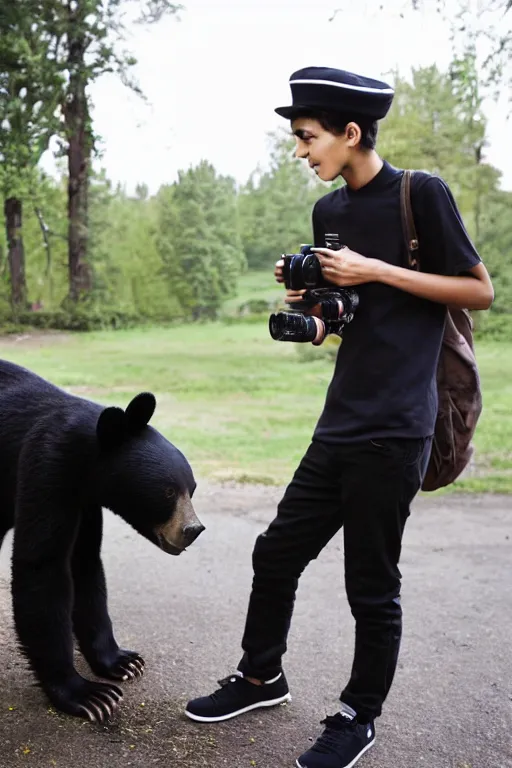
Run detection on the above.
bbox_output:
[269,238,359,345]
[281,244,331,291]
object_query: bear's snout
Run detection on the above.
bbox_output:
[182,522,205,547]
[155,490,204,555]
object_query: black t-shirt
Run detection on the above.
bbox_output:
[312,160,481,444]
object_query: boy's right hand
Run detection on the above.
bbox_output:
[275,259,321,317]
[285,289,322,318]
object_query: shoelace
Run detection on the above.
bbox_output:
[210,674,244,703]
[310,715,357,755]
[217,675,241,688]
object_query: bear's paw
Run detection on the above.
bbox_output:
[91,648,145,682]
[45,675,123,723]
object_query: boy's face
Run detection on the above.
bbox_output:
[291,117,351,182]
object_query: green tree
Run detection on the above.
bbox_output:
[27,172,69,307]
[477,190,512,314]
[0,0,182,307]
[378,60,512,314]
[238,131,331,270]
[378,61,500,234]
[156,161,246,319]
[87,173,177,318]
[0,1,65,308]
[409,1,512,99]
[53,0,183,304]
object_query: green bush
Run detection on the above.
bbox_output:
[0,308,142,332]
[473,312,512,342]
[294,334,341,363]
[222,312,270,326]
[237,298,277,315]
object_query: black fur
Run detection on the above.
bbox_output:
[0,359,199,721]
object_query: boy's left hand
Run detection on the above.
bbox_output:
[312,247,383,287]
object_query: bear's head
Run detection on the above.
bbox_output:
[95,392,204,555]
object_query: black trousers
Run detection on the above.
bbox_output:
[237,436,430,722]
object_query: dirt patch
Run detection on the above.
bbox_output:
[0,331,72,348]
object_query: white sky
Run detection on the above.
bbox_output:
[51,0,512,193]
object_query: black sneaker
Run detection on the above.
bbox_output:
[296,713,375,768]
[184,672,291,722]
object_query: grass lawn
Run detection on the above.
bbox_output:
[0,320,510,493]
[222,269,283,314]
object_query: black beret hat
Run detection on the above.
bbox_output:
[275,66,394,121]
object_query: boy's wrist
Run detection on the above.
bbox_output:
[373,259,394,283]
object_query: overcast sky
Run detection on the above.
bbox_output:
[53,0,511,193]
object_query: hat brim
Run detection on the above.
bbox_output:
[274,105,312,120]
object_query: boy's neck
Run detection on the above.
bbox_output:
[341,150,384,191]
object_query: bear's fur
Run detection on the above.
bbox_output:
[0,359,204,722]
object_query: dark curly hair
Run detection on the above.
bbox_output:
[292,109,379,150]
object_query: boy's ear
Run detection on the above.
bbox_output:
[96,407,127,450]
[125,392,156,432]
[345,121,361,147]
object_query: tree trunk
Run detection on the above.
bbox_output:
[65,2,92,302]
[4,198,28,309]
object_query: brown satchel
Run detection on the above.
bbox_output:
[400,170,483,491]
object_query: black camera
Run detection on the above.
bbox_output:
[269,241,359,345]
[281,244,330,291]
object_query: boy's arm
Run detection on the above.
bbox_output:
[374,260,493,310]
[379,175,494,309]
[312,249,493,310]
[313,175,495,310]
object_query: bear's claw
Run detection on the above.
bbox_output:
[46,677,123,722]
[77,682,123,722]
[111,651,144,681]
[89,649,145,682]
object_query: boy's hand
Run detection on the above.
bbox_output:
[285,290,322,318]
[312,247,383,286]
[274,258,285,283]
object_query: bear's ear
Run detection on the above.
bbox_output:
[125,392,156,432]
[96,406,127,449]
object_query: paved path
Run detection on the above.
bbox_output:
[1,486,511,768]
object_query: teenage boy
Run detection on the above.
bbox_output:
[184,66,494,768]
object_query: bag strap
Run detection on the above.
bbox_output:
[401,170,457,337]
[400,169,420,271]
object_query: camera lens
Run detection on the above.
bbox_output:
[269,312,324,343]
[319,290,359,322]
[287,253,323,290]
[320,298,344,321]
[288,255,305,290]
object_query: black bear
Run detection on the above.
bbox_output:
[0,359,204,722]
